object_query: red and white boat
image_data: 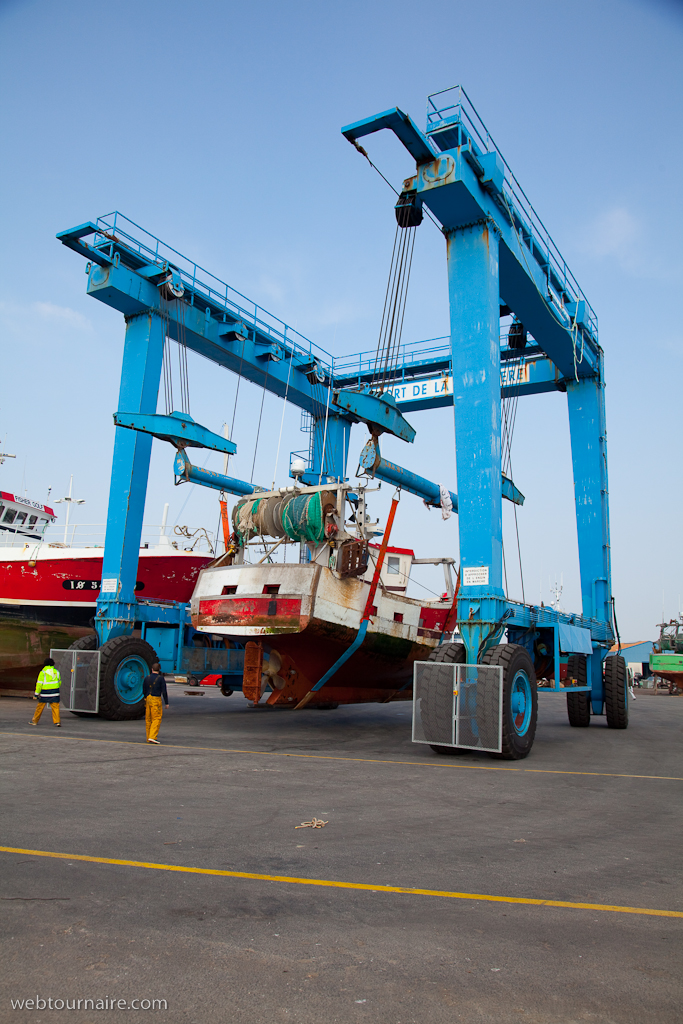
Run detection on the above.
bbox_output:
[190,482,458,707]
[0,489,213,692]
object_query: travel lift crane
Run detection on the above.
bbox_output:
[56,85,626,751]
[340,86,624,752]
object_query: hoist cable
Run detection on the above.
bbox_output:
[347,139,444,234]
[271,341,295,490]
[372,225,403,386]
[385,223,417,387]
[378,227,409,389]
[176,299,191,416]
[225,334,248,474]
[317,381,332,486]
[385,204,419,387]
[373,216,417,393]
[250,360,270,484]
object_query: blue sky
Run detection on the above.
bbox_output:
[1,0,681,639]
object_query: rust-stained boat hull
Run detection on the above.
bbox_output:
[191,562,450,705]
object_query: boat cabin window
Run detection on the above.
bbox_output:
[387,556,400,575]
[28,515,38,527]
[222,585,237,596]
[0,505,4,519]
[263,584,280,595]
[15,512,27,525]
[3,508,17,523]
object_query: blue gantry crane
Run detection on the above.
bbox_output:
[56,85,625,754]
[340,86,623,753]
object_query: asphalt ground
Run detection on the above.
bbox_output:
[1,687,681,1024]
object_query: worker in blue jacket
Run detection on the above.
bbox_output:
[31,658,62,727]
[143,662,169,744]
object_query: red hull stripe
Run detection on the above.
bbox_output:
[199,597,302,627]
[0,554,211,605]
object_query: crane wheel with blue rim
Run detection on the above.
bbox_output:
[481,643,538,760]
[97,636,157,721]
[566,654,590,727]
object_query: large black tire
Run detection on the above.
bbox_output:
[424,642,467,755]
[97,636,157,721]
[66,635,100,715]
[68,634,99,652]
[481,644,538,760]
[566,654,590,727]
[605,655,628,729]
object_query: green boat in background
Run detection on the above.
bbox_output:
[650,619,683,691]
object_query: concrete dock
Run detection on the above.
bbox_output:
[1,690,681,1023]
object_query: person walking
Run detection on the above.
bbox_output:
[31,657,62,727]
[143,662,169,744]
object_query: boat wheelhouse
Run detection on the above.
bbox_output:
[0,492,56,541]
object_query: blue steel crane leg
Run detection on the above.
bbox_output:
[566,353,611,709]
[310,414,351,482]
[95,310,166,644]
[448,222,506,662]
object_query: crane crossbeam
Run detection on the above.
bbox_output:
[58,215,338,420]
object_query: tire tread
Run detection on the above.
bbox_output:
[566,655,590,727]
[98,636,157,721]
[481,643,537,760]
[605,655,628,729]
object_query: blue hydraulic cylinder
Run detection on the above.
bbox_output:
[173,449,258,496]
[358,440,458,510]
[96,310,166,643]
[357,440,525,509]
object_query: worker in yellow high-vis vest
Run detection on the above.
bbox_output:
[31,658,62,727]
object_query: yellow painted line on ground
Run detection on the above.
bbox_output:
[2,731,681,782]
[1,845,681,919]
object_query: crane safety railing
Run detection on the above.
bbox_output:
[92,212,335,379]
[426,87,598,344]
[333,336,451,387]
[333,326,530,389]
[4,523,217,552]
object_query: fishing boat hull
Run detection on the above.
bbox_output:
[648,653,683,688]
[0,545,212,692]
[191,562,452,706]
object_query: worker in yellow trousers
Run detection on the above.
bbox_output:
[31,658,62,726]
[143,662,169,744]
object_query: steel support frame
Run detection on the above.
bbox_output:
[343,101,614,691]
[447,219,506,661]
[61,244,355,644]
[95,311,167,643]
[566,353,611,710]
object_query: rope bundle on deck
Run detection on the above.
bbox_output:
[281,492,324,544]
[233,490,330,546]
